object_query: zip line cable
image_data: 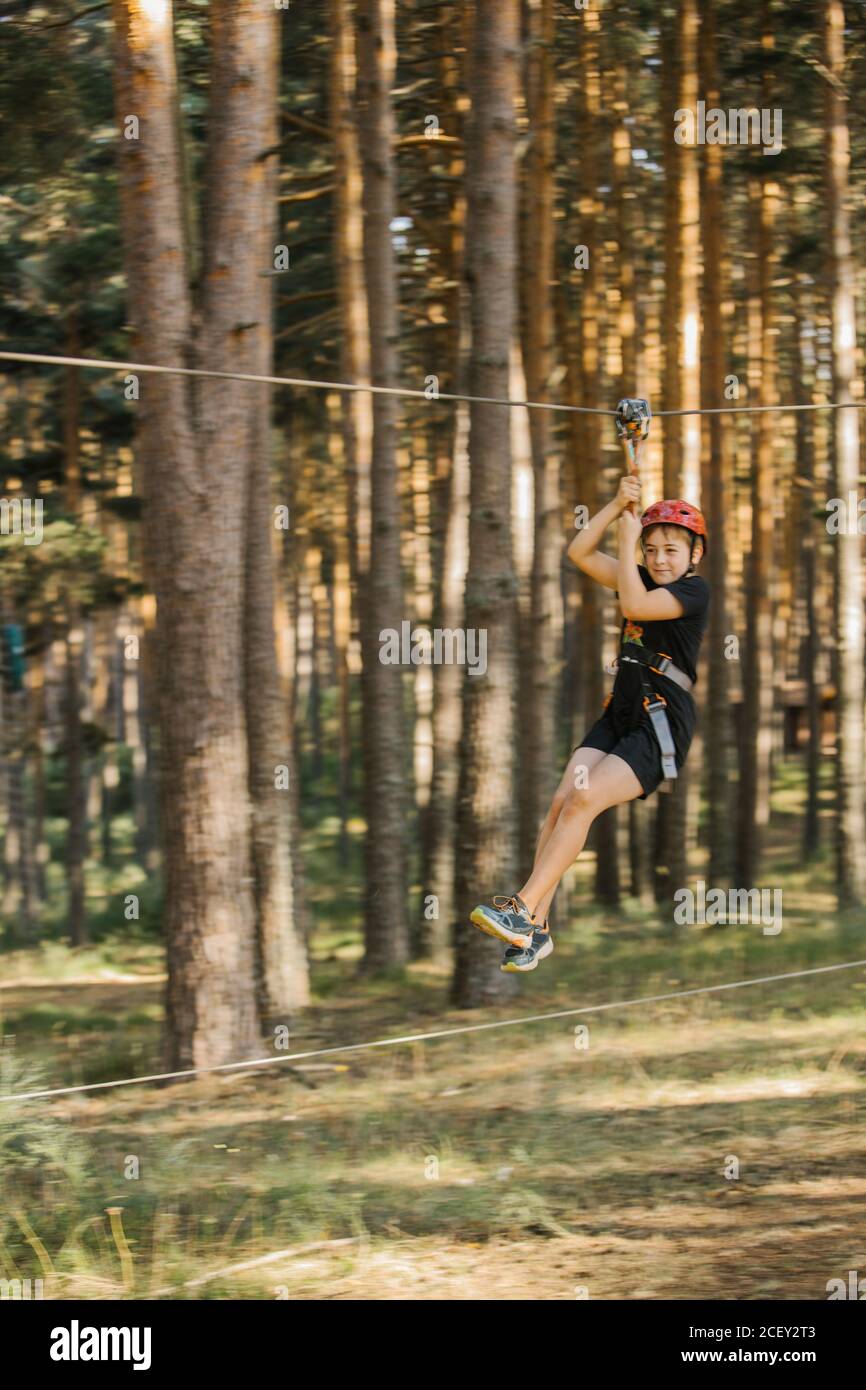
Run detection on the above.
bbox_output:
[2,957,864,1105]
[0,350,612,416]
[2,348,866,418]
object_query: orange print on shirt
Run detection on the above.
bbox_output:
[623,620,645,646]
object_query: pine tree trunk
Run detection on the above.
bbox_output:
[572,3,619,906]
[426,403,470,957]
[699,0,733,887]
[678,0,701,502]
[793,257,820,858]
[421,1,469,961]
[113,0,262,1068]
[824,0,866,904]
[1,678,38,937]
[655,0,701,905]
[307,552,325,783]
[88,612,113,867]
[325,394,354,868]
[519,0,562,873]
[356,0,411,968]
[329,0,371,870]
[31,637,48,903]
[555,281,585,756]
[127,606,155,869]
[661,6,682,491]
[63,310,87,946]
[410,428,435,957]
[610,27,651,903]
[737,24,778,885]
[237,7,310,1018]
[452,0,520,1006]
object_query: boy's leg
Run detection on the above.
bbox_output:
[536,745,608,872]
[471,748,618,953]
[530,747,608,920]
[517,752,643,917]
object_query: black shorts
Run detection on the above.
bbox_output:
[573,699,693,800]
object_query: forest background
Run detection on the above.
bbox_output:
[0,0,864,1302]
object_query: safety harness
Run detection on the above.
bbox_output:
[611,398,694,785]
[616,641,694,781]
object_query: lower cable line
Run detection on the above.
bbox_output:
[2,956,863,1105]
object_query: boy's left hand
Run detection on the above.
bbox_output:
[618,508,642,546]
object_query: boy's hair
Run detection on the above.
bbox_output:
[641,522,704,574]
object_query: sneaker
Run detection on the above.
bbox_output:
[500,915,550,961]
[501,926,554,973]
[470,893,536,948]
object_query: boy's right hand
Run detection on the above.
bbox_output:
[615,474,642,515]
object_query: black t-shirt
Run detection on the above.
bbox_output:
[611,564,711,738]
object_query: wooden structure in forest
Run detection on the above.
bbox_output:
[729,681,837,752]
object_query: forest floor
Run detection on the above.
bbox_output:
[1,759,865,1300]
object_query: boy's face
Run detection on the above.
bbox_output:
[642,524,701,584]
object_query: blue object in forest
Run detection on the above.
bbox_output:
[1,624,25,692]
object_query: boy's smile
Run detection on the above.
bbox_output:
[646,557,682,581]
[643,523,701,582]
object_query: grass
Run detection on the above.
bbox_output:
[0,752,864,1299]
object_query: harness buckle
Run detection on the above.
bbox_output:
[650,652,672,676]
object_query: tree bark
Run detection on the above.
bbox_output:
[661,5,682,492]
[452,0,520,1006]
[356,0,411,968]
[233,0,309,1018]
[736,19,778,886]
[113,0,263,1068]
[329,0,371,871]
[519,0,562,873]
[609,21,651,903]
[698,0,733,887]
[655,0,701,905]
[421,0,470,961]
[824,0,866,905]
[572,3,619,906]
[63,308,87,946]
[793,250,820,859]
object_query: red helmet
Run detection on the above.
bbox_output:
[640,499,708,556]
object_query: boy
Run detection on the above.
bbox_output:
[470,474,710,972]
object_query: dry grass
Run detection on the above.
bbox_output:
[3,960,864,1301]
[2,758,865,1299]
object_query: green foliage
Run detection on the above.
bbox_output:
[0,515,108,613]
[0,1050,89,1203]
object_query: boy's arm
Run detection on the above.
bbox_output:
[565,497,622,590]
[620,587,686,621]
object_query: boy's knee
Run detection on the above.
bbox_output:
[561,784,594,817]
